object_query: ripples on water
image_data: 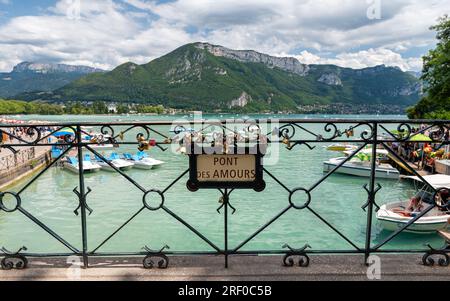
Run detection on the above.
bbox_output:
[0,114,444,253]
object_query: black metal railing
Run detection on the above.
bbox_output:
[0,147,35,171]
[0,118,449,270]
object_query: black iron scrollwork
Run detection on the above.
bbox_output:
[100,125,115,138]
[0,192,21,213]
[282,244,311,267]
[287,142,316,151]
[23,126,43,145]
[143,189,165,211]
[142,245,170,269]
[278,124,296,140]
[276,124,317,150]
[73,186,93,216]
[289,188,311,210]
[361,183,382,211]
[422,244,450,267]
[433,188,450,210]
[391,123,412,141]
[1,246,28,270]
[217,196,237,214]
[173,125,187,135]
[62,126,77,143]
[0,145,18,155]
[321,123,339,141]
[338,123,374,142]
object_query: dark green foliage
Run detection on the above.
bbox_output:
[0,100,64,115]
[408,15,450,119]
[0,99,164,115]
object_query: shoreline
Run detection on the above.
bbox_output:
[0,148,52,190]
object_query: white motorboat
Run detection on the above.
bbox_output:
[96,153,134,171]
[323,157,400,179]
[63,155,101,174]
[376,175,450,233]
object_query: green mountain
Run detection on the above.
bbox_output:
[0,62,104,98]
[15,43,421,111]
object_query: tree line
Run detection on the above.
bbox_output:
[408,15,450,119]
[0,100,165,115]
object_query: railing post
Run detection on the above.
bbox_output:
[224,188,229,269]
[364,122,378,265]
[76,125,89,268]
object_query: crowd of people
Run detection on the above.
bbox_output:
[389,126,450,172]
[0,118,57,143]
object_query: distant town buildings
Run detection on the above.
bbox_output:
[296,103,408,115]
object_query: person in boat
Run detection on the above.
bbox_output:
[392,196,424,217]
[436,189,450,210]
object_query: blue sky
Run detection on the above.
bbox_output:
[0,0,447,72]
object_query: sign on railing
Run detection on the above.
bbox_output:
[187,152,265,191]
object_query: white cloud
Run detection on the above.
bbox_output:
[0,0,190,71]
[294,48,423,71]
[0,0,446,72]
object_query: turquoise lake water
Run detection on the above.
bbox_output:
[0,114,444,254]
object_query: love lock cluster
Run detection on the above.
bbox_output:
[137,134,157,151]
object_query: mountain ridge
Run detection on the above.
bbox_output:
[0,62,105,98]
[12,62,104,74]
[10,43,422,112]
[194,42,310,76]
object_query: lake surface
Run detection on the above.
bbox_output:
[0,114,444,254]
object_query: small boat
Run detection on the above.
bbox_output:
[96,153,134,171]
[63,155,101,174]
[376,175,450,233]
[323,157,400,179]
[123,153,154,170]
[325,143,358,152]
[136,151,165,168]
[343,148,390,163]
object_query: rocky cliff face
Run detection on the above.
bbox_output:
[318,73,342,86]
[229,92,252,108]
[0,62,105,98]
[195,42,309,76]
[12,62,104,74]
[391,82,422,96]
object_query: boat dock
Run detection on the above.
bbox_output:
[388,153,432,177]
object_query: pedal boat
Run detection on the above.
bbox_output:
[96,153,134,171]
[136,151,165,168]
[122,153,157,170]
[63,155,101,174]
